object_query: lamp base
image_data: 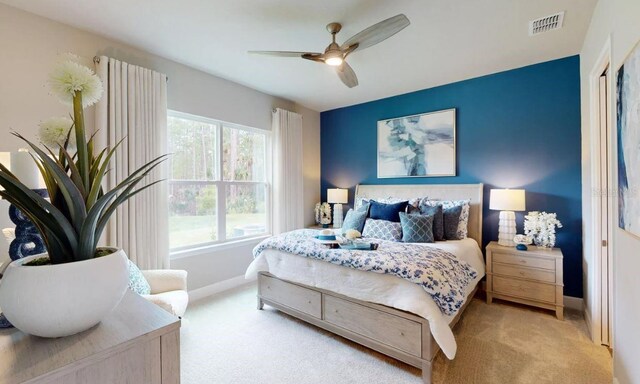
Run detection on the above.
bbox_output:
[333,204,343,229]
[497,210,517,247]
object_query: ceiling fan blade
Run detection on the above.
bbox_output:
[335,62,358,88]
[341,14,410,52]
[248,51,321,57]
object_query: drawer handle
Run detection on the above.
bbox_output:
[519,260,527,264]
[307,300,312,304]
[519,271,525,276]
[266,286,271,289]
[400,332,405,336]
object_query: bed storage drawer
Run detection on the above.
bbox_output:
[259,275,322,318]
[493,276,556,303]
[323,296,422,356]
[492,263,556,283]
[493,252,555,270]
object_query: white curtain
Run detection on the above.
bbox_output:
[94,56,169,270]
[272,108,304,234]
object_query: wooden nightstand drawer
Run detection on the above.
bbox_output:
[493,276,556,303]
[493,252,555,270]
[493,263,556,283]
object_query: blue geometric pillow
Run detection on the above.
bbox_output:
[128,260,151,295]
[362,218,403,242]
[399,212,434,243]
[419,204,444,241]
[342,208,368,234]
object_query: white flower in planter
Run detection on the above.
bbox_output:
[38,117,75,148]
[49,56,103,107]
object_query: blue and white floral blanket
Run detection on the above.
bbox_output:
[253,229,478,316]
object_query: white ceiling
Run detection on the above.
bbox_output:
[2,0,597,112]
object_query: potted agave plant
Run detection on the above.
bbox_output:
[0,55,166,338]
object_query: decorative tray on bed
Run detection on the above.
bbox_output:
[339,242,379,251]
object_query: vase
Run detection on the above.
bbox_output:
[322,224,329,228]
[533,235,554,249]
[0,248,129,338]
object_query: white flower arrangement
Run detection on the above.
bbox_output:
[314,202,332,225]
[344,229,361,240]
[38,117,75,149]
[49,54,103,107]
[523,211,563,248]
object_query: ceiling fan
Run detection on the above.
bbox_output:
[248,14,410,88]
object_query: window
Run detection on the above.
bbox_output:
[168,112,269,251]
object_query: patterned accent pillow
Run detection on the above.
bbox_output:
[341,208,368,234]
[422,199,470,239]
[399,212,434,243]
[128,260,151,295]
[419,204,444,241]
[443,205,463,240]
[362,218,403,242]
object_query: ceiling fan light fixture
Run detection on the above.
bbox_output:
[325,56,343,66]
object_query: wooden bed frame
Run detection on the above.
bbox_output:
[257,183,484,384]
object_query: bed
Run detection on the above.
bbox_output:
[245,183,484,384]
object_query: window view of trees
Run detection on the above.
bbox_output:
[168,114,268,250]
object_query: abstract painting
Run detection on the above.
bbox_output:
[377,108,456,178]
[617,41,640,237]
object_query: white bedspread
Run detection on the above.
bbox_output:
[245,238,485,359]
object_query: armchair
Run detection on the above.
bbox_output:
[141,269,189,318]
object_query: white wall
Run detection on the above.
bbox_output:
[0,4,321,289]
[580,0,640,383]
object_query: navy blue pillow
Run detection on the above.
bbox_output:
[369,200,409,223]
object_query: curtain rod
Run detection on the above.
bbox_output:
[93,56,169,82]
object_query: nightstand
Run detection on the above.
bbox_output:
[486,241,564,320]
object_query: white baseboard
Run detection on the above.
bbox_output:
[564,295,583,311]
[189,274,256,303]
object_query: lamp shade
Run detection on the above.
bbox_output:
[489,189,525,211]
[327,188,348,204]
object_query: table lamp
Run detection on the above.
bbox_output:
[489,189,525,247]
[327,188,348,229]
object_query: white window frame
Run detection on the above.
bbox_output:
[168,110,271,255]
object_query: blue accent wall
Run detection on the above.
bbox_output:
[321,55,582,298]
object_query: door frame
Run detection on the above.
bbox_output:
[587,38,614,346]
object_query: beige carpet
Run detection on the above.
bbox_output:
[181,284,611,384]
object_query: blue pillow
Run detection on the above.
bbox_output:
[128,260,151,295]
[342,208,368,233]
[443,205,463,240]
[399,212,434,243]
[369,200,409,222]
[420,204,444,241]
[356,201,370,215]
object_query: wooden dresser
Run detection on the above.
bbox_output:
[0,291,181,383]
[486,241,564,320]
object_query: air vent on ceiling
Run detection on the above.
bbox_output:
[529,11,565,36]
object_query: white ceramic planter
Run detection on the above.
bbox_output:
[0,248,129,338]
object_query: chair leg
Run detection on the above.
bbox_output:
[257,297,264,310]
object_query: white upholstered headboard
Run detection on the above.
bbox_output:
[354,183,484,247]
